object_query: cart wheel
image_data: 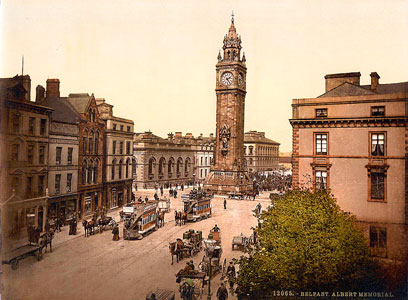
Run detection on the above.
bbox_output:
[11,259,19,270]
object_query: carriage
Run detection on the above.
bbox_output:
[158,197,171,213]
[232,234,250,251]
[123,202,158,240]
[178,272,206,300]
[198,239,225,278]
[2,244,44,270]
[181,191,212,222]
[145,288,175,300]
[183,229,203,256]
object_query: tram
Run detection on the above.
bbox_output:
[182,190,212,222]
[123,202,158,240]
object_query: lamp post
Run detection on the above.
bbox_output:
[240,174,243,185]
[193,173,196,188]
[207,247,214,300]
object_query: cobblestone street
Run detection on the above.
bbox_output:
[2,189,272,300]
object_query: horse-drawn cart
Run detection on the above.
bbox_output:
[2,244,44,270]
[232,234,250,251]
[178,272,206,300]
[198,239,224,278]
[145,288,175,300]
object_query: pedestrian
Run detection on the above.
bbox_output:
[169,189,173,197]
[176,183,178,190]
[181,184,184,191]
[154,193,159,201]
[112,224,120,241]
[174,190,178,198]
[216,282,228,300]
[145,196,149,203]
[227,262,236,291]
[160,186,164,197]
[45,220,51,233]
[224,198,227,210]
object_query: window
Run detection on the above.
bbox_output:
[67,173,72,193]
[12,114,20,133]
[89,131,94,154]
[120,142,123,154]
[11,144,19,161]
[113,124,117,130]
[27,145,34,164]
[371,106,385,117]
[93,164,98,184]
[26,176,33,198]
[39,146,45,164]
[87,165,92,184]
[243,146,246,155]
[111,160,116,180]
[120,125,124,131]
[126,141,131,155]
[83,136,87,154]
[201,157,203,165]
[205,157,208,166]
[29,117,35,135]
[67,148,73,165]
[371,172,385,200]
[40,119,47,136]
[315,133,328,155]
[82,162,87,184]
[371,133,385,156]
[126,159,130,178]
[55,174,61,194]
[119,160,123,179]
[11,177,20,192]
[315,108,328,117]
[127,126,130,132]
[112,141,116,154]
[315,170,327,190]
[56,147,62,165]
[38,175,45,196]
[249,146,253,155]
[369,226,387,258]
[94,131,99,154]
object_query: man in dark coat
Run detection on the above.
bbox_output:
[217,282,228,300]
[160,186,164,197]
[224,198,227,210]
[174,190,178,198]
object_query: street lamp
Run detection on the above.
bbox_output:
[206,246,214,300]
[193,173,196,188]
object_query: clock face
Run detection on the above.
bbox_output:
[221,72,233,86]
[238,74,244,87]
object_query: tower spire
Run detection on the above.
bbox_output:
[231,11,234,24]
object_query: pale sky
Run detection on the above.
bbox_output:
[2,0,408,152]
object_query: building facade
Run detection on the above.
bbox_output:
[0,75,52,249]
[205,15,252,194]
[290,72,408,262]
[195,134,215,183]
[243,131,280,173]
[37,79,80,223]
[133,132,195,189]
[67,93,104,218]
[97,98,134,209]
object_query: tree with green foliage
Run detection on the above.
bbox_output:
[236,189,380,299]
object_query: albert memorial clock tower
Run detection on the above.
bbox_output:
[205,14,253,195]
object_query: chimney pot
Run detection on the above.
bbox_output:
[36,85,45,102]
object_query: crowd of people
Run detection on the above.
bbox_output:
[250,171,292,193]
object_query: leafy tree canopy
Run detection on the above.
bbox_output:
[236,189,378,298]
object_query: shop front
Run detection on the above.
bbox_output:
[48,195,78,225]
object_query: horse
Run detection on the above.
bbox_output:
[82,220,97,237]
[157,212,165,228]
[174,210,179,226]
[181,212,188,225]
[39,229,54,253]
[98,216,113,233]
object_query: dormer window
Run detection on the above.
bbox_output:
[315,108,327,118]
[371,106,385,117]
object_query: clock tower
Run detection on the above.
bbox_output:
[205,14,252,195]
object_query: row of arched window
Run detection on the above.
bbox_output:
[112,158,137,180]
[82,128,100,155]
[82,159,99,185]
[148,157,191,178]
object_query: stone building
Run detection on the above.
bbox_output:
[194,134,215,183]
[290,71,408,263]
[67,93,104,218]
[133,131,195,189]
[96,98,134,209]
[205,15,252,194]
[37,79,80,223]
[243,131,280,173]
[0,74,52,249]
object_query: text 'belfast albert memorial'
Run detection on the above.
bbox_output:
[1,13,407,300]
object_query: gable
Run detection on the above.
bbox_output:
[318,82,376,98]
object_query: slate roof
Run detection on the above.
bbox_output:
[38,96,80,124]
[244,135,280,145]
[318,81,408,98]
[66,93,92,114]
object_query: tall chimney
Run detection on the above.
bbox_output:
[36,85,45,102]
[370,72,380,91]
[46,79,60,98]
